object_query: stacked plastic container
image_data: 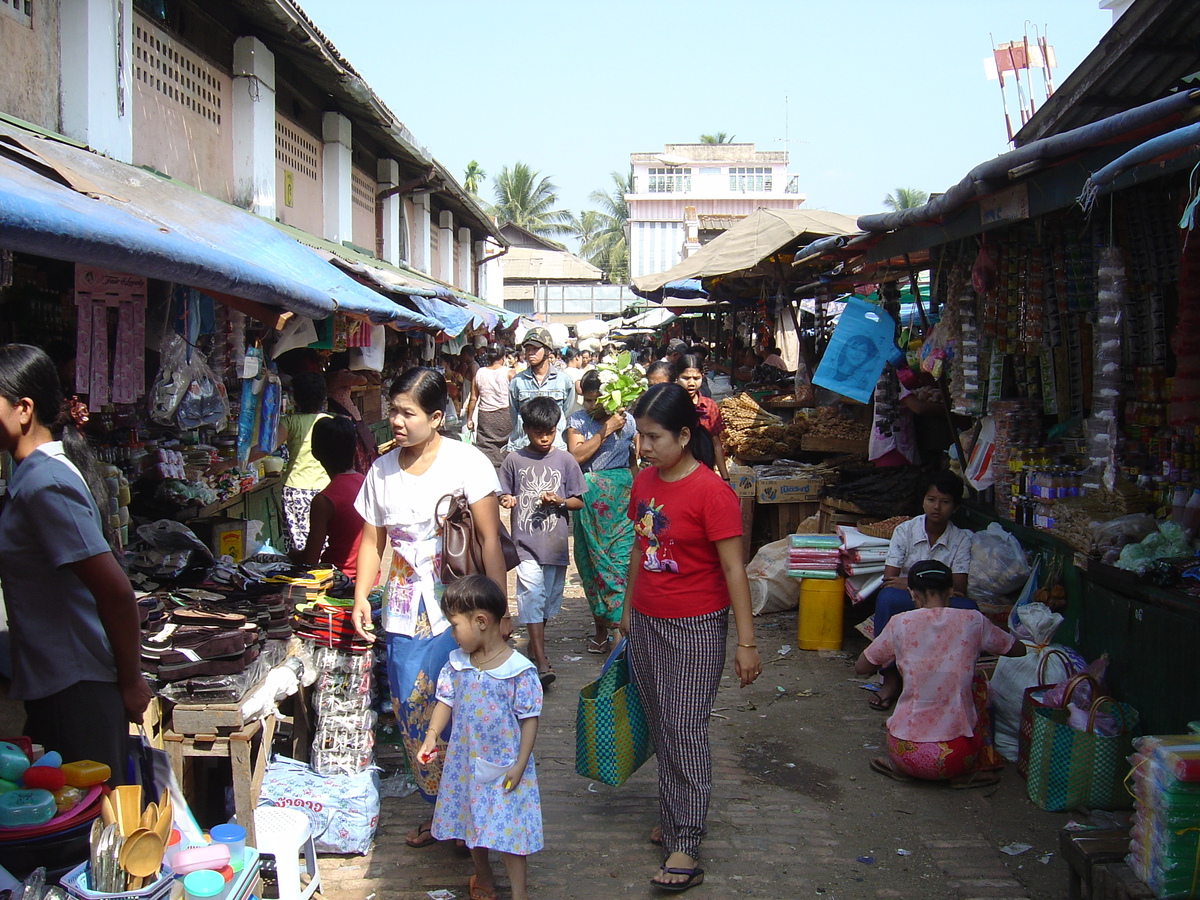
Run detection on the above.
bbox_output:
[310,645,376,776]
[1127,733,1200,898]
[1086,247,1126,493]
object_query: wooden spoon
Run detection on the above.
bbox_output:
[114,784,142,837]
[120,829,164,888]
[100,793,117,829]
[140,802,157,831]
[152,797,173,845]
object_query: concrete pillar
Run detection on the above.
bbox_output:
[377,158,403,266]
[456,226,473,292]
[59,0,133,161]
[322,111,352,244]
[232,36,276,218]
[477,239,502,305]
[438,210,455,284]
[410,191,431,274]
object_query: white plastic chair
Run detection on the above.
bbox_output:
[253,806,321,900]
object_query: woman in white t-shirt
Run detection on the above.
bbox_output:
[352,367,507,848]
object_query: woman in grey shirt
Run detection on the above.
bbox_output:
[0,344,150,782]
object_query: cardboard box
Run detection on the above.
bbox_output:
[756,475,823,504]
[192,516,259,562]
[728,464,757,498]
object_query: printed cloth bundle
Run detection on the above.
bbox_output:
[787,534,841,579]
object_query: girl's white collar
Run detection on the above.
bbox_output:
[447,647,535,679]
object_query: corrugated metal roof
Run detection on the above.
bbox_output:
[501,247,603,281]
[697,214,746,232]
[0,120,440,328]
[1015,0,1200,144]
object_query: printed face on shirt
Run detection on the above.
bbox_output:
[523,427,556,454]
[635,416,687,470]
[676,367,703,398]
[922,485,958,527]
[389,391,442,447]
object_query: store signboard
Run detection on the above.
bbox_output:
[980,184,1030,226]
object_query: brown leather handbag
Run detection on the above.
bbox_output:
[436,492,520,584]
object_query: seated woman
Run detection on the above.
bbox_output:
[855,560,1025,787]
[870,470,973,711]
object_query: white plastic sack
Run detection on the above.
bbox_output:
[968,523,1030,602]
[258,756,380,855]
[746,539,797,615]
[575,318,610,340]
[989,600,1074,761]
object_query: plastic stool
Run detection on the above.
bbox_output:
[253,806,321,900]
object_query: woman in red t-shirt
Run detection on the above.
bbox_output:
[292,416,365,577]
[619,383,761,893]
[675,354,730,482]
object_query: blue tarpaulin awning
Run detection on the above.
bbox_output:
[0,120,441,329]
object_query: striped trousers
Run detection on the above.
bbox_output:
[628,607,729,859]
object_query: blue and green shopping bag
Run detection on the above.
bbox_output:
[575,638,654,786]
[1026,694,1138,811]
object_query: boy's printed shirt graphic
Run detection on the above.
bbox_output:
[515,463,564,535]
[634,499,678,573]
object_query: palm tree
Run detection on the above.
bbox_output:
[568,210,606,250]
[883,187,929,211]
[463,160,486,196]
[491,163,573,236]
[699,132,736,144]
[576,170,631,284]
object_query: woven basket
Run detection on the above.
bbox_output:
[857,516,910,539]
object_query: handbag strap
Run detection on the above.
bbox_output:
[1058,672,1100,709]
[1035,647,1072,685]
[1087,695,1134,734]
[601,636,627,678]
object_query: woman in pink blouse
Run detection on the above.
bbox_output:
[855,560,1025,787]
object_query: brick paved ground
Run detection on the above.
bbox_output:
[315,564,1073,900]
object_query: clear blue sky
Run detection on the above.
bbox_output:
[299,0,1114,224]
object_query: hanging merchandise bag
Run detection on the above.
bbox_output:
[575,638,654,786]
[812,297,904,404]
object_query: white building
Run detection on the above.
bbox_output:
[626,143,805,279]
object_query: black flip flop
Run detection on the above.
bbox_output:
[868,693,895,711]
[539,670,556,688]
[405,823,436,848]
[652,867,705,892]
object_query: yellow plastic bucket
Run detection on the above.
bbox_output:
[797,576,845,651]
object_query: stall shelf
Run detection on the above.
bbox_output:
[163,713,275,847]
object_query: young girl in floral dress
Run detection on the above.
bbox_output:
[420,575,543,900]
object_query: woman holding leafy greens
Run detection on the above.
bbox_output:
[566,367,638,654]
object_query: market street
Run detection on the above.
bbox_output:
[316,568,1072,900]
